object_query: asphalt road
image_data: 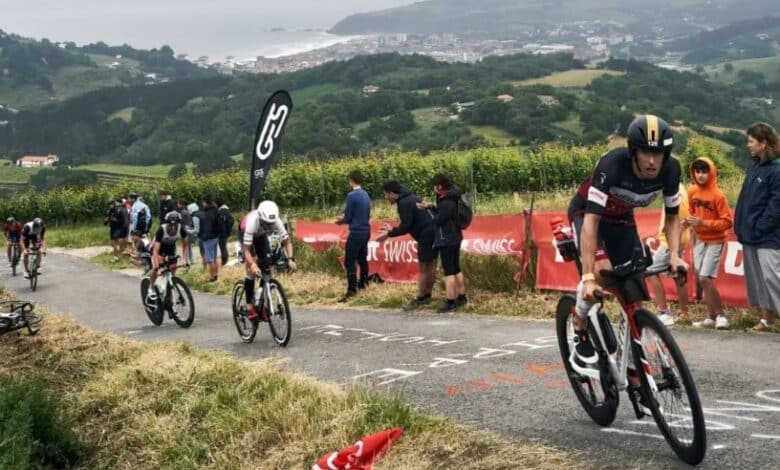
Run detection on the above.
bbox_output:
[4,253,779,469]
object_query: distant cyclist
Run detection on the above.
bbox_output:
[4,216,23,266]
[145,212,189,307]
[567,115,687,368]
[21,218,46,279]
[241,201,296,321]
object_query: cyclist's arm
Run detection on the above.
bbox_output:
[661,158,683,266]
[580,213,601,279]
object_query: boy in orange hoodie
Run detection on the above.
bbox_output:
[687,158,733,329]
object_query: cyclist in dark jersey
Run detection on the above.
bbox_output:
[568,114,687,367]
[21,218,46,279]
[147,212,189,300]
[4,216,23,266]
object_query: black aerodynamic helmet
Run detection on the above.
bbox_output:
[627,114,673,157]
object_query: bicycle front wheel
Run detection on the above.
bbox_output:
[555,294,619,426]
[266,279,291,347]
[169,277,195,328]
[632,309,707,465]
[140,277,163,326]
[231,281,258,343]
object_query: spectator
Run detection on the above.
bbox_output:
[103,198,127,263]
[418,173,466,313]
[687,158,733,329]
[128,192,152,236]
[376,180,437,310]
[186,202,204,269]
[123,197,132,244]
[178,199,194,266]
[335,170,371,302]
[128,229,152,274]
[216,197,235,266]
[735,122,780,331]
[199,195,221,282]
[646,183,691,326]
[158,190,176,225]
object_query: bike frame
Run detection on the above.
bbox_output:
[27,248,42,273]
[254,271,277,317]
[573,293,659,394]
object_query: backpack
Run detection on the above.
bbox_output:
[456,194,473,230]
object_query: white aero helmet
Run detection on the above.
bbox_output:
[257,200,280,224]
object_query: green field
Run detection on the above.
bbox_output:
[107,107,136,122]
[705,55,780,84]
[513,69,625,87]
[552,115,584,136]
[412,106,451,128]
[0,55,142,110]
[0,160,39,183]
[291,84,346,105]
[468,125,515,146]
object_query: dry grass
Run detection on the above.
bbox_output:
[513,69,625,88]
[0,293,581,469]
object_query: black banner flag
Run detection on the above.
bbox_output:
[250,90,293,207]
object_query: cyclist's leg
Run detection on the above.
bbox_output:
[22,237,31,274]
[571,214,612,321]
[6,239,11,263]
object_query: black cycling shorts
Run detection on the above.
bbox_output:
[570,214,643,271]
[23,235,40,249]
[248,235,273,267]
[436,245,461,276]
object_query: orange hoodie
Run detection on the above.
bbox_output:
[688,157,732,243]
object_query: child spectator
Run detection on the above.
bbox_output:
[688,158,733,329]
[646,183,691,325]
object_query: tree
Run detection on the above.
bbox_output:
[168,163,187,179]
[724,63,734,73]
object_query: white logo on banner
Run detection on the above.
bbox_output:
[256,103,289,160]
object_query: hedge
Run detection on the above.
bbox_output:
[0,139,738,225]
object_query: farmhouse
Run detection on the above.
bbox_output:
[16,155,59,168]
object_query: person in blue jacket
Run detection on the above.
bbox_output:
[335,170,371,302]
[734,122,780,331]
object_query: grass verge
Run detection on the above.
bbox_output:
[0,290,580,469]
[46,223,111,248]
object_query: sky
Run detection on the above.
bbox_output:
[0,0,414,58]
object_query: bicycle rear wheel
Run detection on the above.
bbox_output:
[169,277,195,328]
[231,281,258,343]
[632,309,707,465]
[266,279,291,347]
[140,277,163,326]
[556,294,619,426]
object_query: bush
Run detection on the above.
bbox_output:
[11,142,744,226]
[0,375,83,469]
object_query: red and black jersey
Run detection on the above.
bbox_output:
[569,147,682,223]
[3,221,22,236]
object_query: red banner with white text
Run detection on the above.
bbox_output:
[296,210,750,307]
[532,209,749,307]
[295,215,526,284]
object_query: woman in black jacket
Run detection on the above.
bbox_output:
[418,173,467,313]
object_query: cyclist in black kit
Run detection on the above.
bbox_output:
[568,115,687,367]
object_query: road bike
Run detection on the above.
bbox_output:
[231,266,291,346]
[0,300,41,336]
[140,256,195,327]
[556,263,706,465]
[8,240,21,276]
[26,246,44,291]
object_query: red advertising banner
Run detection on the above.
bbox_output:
[296,209,750,307]
[532,209,749,307]
[295,215,526,284]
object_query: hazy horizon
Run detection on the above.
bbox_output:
[0,0,413,59]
